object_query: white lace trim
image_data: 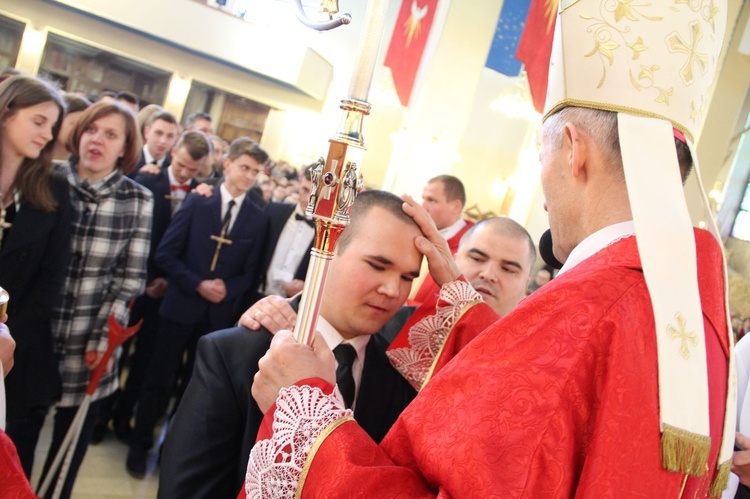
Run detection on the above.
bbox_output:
[387,280,482,390]
[245,384,351,499]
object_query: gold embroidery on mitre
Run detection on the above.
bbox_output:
[674,0,720,33]
[666,21,708,85]
[579,3,663,90]
[666,312,699,359]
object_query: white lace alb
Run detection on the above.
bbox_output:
[245,384,352,498]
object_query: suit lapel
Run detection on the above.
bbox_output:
[228,196,252,238]
[353,338,388,425]
[156,173,173,218]
[210,192,223,235]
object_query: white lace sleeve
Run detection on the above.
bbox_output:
[245,384,352,499]
[387,280,482,390]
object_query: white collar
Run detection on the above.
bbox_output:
[440,218,467,241]
[143,145,165,166]
[219,183,247,207]
[558,220,635,276]
[317,316,369,364]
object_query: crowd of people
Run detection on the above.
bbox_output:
[0,68,543,497]
[0,69,342,497]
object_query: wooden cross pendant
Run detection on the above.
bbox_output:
[209,232,233,272]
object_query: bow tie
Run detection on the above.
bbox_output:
[171,184,190,192]
[295,213,315,228]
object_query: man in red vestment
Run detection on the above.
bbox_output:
[410,175,474,306]
[242,2,734,498]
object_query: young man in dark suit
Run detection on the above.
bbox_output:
[97,131,212,441]
[127,138,270,476]
[157,191,421,498]
[128,110,178,179]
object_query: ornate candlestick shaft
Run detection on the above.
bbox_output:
[293,0,389,346]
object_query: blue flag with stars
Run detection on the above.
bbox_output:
[485,0,532,76]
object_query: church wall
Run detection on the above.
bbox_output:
[2,0,748,239]
[2,0,330,116]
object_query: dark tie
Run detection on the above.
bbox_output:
[221,200,236,234]
[294,213,315,228]
[333,344,356,409]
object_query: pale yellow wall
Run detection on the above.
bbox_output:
[691,0,750,225]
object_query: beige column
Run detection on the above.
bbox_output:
[15,24,46,74]
[163,75,193,121]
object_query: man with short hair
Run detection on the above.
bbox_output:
[127,138,270,476]
[157,191,420,498]
[387,216,535,390]
[129,111,179,178]
[185,112,213,136]
[245,2,733,496]
[411,174,474,305]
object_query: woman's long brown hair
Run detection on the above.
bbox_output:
[0,75,65,212]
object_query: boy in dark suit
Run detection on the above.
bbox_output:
[128,110,178,178]
[157,191,421,497]
[127,138,270,475]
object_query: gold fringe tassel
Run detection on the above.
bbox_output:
[661,424,711,477]
[708,459,732,498]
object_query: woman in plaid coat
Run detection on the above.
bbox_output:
[40,101,153,499]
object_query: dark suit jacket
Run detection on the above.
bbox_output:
[156,191,269,330]
[133,168,199,282]
[1,174,71,418]
[158,306,416,499]
[128,150,171,179]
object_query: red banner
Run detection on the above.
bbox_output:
[384,0,440,107]
[515,0,559,113]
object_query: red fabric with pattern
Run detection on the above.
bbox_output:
[410,220,474,307]
[297,230,728,497]
[0,429,36,498]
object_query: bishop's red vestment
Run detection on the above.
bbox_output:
[243,230,729,498]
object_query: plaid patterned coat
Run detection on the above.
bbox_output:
[51,162,153,407]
